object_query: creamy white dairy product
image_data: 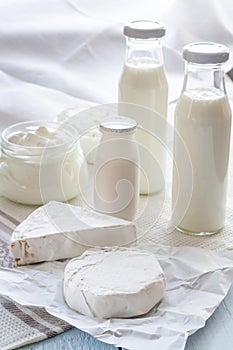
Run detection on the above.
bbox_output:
[119,57,168,194]
[10,201,137,266]
[64,247,165,318]
[172,88,231,233]
[8,125,74,148]
[0,122,88,205]
[79,128,101,164]
[57,106,107,164]
[9,126,56,147]
[57,107,89,122]
[94,117,139,221]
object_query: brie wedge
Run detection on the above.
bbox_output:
[64,247,165,319]
[10,202,136,266]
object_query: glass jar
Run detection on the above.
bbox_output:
[94,116,139,221]
[119,20,168,194]
[0,121,88,205]
[172,42,232,235]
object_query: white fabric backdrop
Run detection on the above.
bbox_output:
[0,0,233,131]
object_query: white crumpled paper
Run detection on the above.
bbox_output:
[1,243,233,350]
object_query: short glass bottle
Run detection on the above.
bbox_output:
[172,42,232,235]
[94,116,139,221]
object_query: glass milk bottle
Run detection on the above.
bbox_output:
[94,116,139,221]
[172,42,231,235]
[119,20,168,194]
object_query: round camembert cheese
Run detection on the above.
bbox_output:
[64,247,165,319]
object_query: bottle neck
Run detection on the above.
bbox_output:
[125,37,163,65]
[101,130,136,141]
[182,62,227,94]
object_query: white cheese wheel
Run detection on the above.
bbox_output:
[64,247,165,319]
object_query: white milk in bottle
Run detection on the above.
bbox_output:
[172,42,231,235]
[119,20,168,194]
[94,116,139,221]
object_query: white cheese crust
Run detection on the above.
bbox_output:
[10,202,137,266]
[64,247,165,319]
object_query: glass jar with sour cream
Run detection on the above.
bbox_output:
[0,121,88,205]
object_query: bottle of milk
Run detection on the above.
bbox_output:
[94,116,139,221]
[172,42,231,236]
[119,20,168,194]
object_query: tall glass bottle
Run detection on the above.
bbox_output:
[172,42,231,235]
[119,20,168,194]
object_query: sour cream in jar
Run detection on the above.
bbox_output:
[0,121,88,205]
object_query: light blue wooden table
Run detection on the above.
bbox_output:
[19,283,233,350]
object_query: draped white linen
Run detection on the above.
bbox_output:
[0,0,232,131]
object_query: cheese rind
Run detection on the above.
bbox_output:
[64,247,165,319]
[10,202,137,266]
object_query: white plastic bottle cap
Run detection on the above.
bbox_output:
[124,20,166,39]
[183,42,230,64]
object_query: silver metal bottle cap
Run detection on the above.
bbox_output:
[100,116,137,133]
